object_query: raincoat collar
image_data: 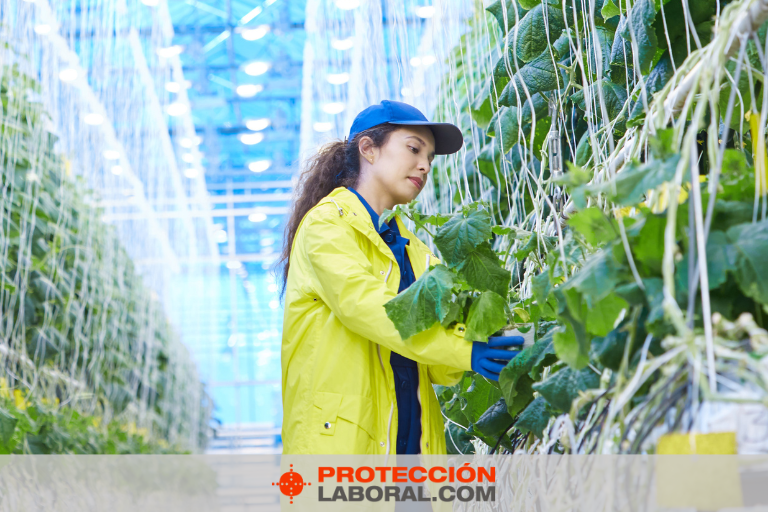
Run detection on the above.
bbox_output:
[318,187,429,275]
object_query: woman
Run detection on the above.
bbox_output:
[279,100,521,455]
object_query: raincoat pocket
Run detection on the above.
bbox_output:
[313,392,376,441]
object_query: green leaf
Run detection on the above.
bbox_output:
[465,291,509,342]
[591,153,680,206]
[434,209,493,267]
[532,270,552,306]
[532,367,600,412]
[702,231,738,289]
[514,396,552,438]
[445,422,475,454]
[727,219,768,304]
[630,213,666,273]
[384,264,456,339]
[620,0,658,74]
[458,243,512,298]
[471,82,495,129]
[628,53,675,125]
[553,322,590,369]
[593,326,629,371]
[499,335,558,416]
[513,4,565,62]
[474,398,514,439]
[518,0,543,9]
[462,374,503,424]
[553,29,572,59]
[0,409,17,445]
[586,293,628,336]
[529,331,558,380]
[501,51,561,105]
[567,208,618,246]
[570,79,628,122]
[588,26,615,77]
[492,225,515,236]
[562,249,624,305]
[440,301,463,328]
[486,0,527,34]
[575,131,593,167]
[601,0,622,19]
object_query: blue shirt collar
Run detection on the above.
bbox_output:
[348,187,392,235]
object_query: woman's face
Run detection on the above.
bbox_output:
[361,126,436,206]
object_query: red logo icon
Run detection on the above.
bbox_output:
[273,464,311,504]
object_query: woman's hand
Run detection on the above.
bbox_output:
[471,336,525,381]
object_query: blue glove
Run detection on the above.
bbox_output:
[471,336,525,381]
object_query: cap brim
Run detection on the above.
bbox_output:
[388,121,464,155]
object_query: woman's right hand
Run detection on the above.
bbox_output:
[470,336,525,381]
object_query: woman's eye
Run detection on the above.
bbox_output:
[409,146,418,153]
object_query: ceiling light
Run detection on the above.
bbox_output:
[248,212,267,223]
[214,229,228,244]
[165,82,181,93]
[268,283,278,293]
[180,136,201,148]
[416,5,436,18]
[33,24,51,35]
[239,133,264,145]
[156,45,183,58]
[245,118,271,131]
[183,168,198,178]
[226,261,242,269]
[422,55,437,66]
[260,238,275,246]
[182,153,195,163]
[401,87,413,96]
[248,160,272,173]
[269,300,279,309]
[59,68,78,82]
[326,72,350,85]
[236,84,263,97]
[241,25,271,41]
[84,113,104,125]
[141,0,160,5]
[243,61,270,76]
[322,102,346,115]
[331,37,354,51]
[110,165,123,175]
[313,122,333,133]
[335,0,360,9]
[166,102,188,116]
[103,149,120,160]
[410,57,422,67]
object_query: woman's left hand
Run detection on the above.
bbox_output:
[470,336,525,381]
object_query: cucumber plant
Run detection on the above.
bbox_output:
[386,0,768,454]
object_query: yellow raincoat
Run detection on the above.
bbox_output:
[281,187,474,455]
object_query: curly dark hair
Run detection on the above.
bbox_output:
[277,123,401,298]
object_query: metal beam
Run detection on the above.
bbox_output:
[102,205,289,221]
[135,252,279,265]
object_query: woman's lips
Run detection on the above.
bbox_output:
[408,177,422,189]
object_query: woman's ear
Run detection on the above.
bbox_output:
[358,136,376,164]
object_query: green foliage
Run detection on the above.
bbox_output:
[513,4,565,63]
[426,0,762,455]
[532,367,600,412]
[1,57,208,452]
[384,265,456,339]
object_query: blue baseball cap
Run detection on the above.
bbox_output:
[348,100,464,155]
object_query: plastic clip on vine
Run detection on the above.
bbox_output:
[471,336,525,381]
[548,98,564,214]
